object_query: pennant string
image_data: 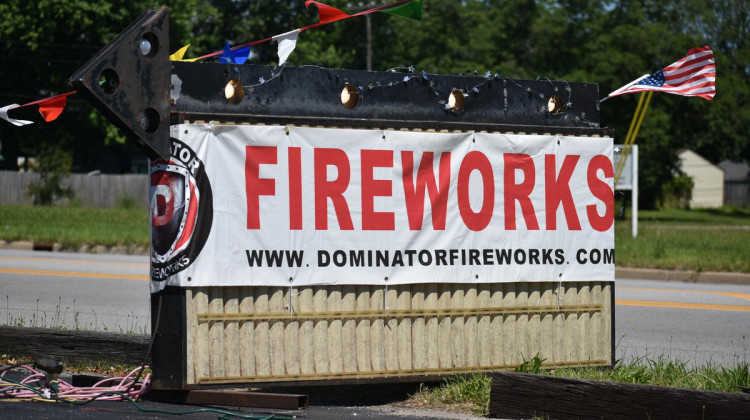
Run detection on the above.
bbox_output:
[193,0,416,61]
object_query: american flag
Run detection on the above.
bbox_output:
[607,45,716,100]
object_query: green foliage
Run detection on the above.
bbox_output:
[26,144,74,205]
[409,374,491,415]
[515,354,546,374]
[0,0,747,207]
[660,174,694,209]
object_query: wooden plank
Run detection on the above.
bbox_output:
[369,286,385,372]
[268,287,286,375]
[490,371,750,420]
[563,283,578,364]
[384,284,399,371]
[208,288,225,377]
[424,283,439,369]
[194,288,210,381]
[312,288,329,373]
[437,283,452,368]
[185,289,196,383]
[514,283,528,363]
[284,286,300,375]
[411,285,425,370]
[397,285,413,371]
[476,283,491,367]
[463,285,478,368]
[341,285,357,373]
[538,283,554,363]
[297,287,314,375]
[602,282,613,364]
[450,284,465,367]
[590,282,602,360]
[223,287,241,377]
[327,286,343,373]
[238,288,256,376]
[501,283,516,366]
[489,282,503,366]
[578,283,591,361]
[355,285,372,372]
[254,286,271,376]
[551,282,565,364]
[526,282,541,361]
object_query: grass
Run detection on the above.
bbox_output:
[615,207,750,272]
[2,295,149,335]
[408,355,750,415]
[1,205,749,272]
[0,205,149,249]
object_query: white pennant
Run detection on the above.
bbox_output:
[0,104,33,126]
[272,29,301,66]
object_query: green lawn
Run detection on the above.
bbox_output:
[615,208,750,272]
[0,205,149,249]
[1,205,749,273]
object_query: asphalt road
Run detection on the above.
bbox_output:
[0,249,150,334]
[1,248,749,368]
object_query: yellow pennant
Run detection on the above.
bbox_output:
[169,44,191,61]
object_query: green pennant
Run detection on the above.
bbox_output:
[380,0,423,21]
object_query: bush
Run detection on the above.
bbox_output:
[660,174,693,210]
[27,144,74,206]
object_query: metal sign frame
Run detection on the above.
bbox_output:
[70,8,616,390]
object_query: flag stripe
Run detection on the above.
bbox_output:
[607,46,716,100]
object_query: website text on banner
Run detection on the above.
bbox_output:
[149,124,614,292]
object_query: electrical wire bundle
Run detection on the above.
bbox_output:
[0,361,295,419]
[0,362,150,401]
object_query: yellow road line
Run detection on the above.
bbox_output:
[0,268,148,281]
[617,299,750,312]
[618,286,750,303]
[0,256,148,267]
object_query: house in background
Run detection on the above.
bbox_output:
[719,159,750,208]
[676,149,724,208]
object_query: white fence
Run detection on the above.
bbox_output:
[0,170,148,208]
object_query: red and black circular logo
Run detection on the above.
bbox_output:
[150,139,213,281]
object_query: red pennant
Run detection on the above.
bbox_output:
[38,96,68,122]
[305,1,350,24]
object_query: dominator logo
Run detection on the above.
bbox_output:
[150,139,213,281]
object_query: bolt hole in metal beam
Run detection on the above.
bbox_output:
[98,68,120,94]
[341,84,360,109]
[139,32,159,57]
[140,107,160,133]
[224,79,245,104]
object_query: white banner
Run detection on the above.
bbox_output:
[149,124,614,292]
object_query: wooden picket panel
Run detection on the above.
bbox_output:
[186,281,612,385]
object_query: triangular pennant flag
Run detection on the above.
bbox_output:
[272,29,301,65]
[38,96,68,122]
[0,104,34,126]
[220,41,235,64]
[219,41,251,64]
[380,0,422,21]
[169,44,191,61]
[305,1,350,24]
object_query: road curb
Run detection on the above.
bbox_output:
[2,241,748,285]
[0,240,148,255]
[616,267,750,285]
